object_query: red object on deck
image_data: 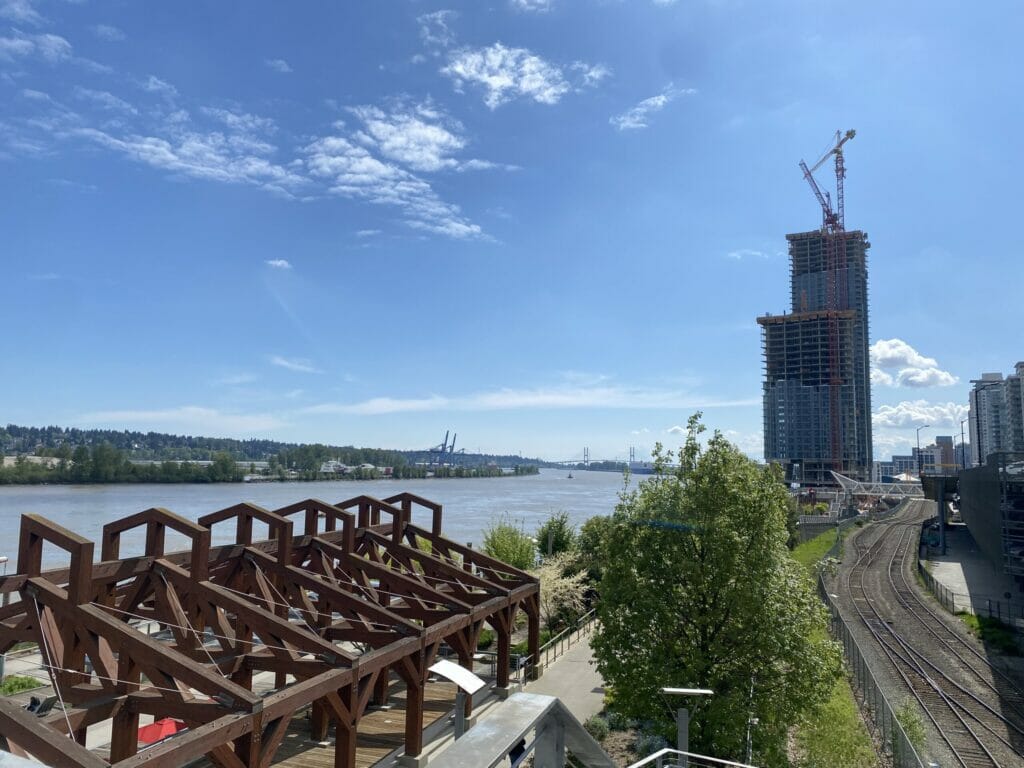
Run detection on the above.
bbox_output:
[137,717,187,744]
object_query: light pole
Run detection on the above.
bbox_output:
[662,687,713,768]
[916,425,930,477]
[960,418,969,470]
[0,555,7,682]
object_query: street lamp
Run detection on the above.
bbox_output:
[916,425,930,477]
[960,418,969,469]
[661,687,713,768]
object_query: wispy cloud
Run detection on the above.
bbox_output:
[610,84,695,131]
[265,58,292,73]
[572,61,611,89]
[356,229,381,237]
[0,29,71,63]
[304,103,489,239]
[418,10,457,50]
[304,383,757,415]
[443,43,581,109]
[213,372,258,386]
[74,405,284,434]
[510,0,553,12]
[270,355,322,374]
[91,24,125,42]
[725,248,769,260]
[870,338,957,388]
[0,0,44,26]
[74,87,137,114]
[265,258,292,269]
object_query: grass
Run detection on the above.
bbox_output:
[792,526,845,574]
[1,675,42,696]
[958,612,1021,656]
[795,670,878,768]
[791,525,880,767]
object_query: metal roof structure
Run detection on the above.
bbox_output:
[830,471,924,498]
[0,493,540,768]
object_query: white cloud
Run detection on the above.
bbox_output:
[872,400,969,429]
[610,85,695,131]
[270,355,322,374]
[73,126,304,196]
[74,406,284,435]
[442,43,572,109]
[726,248,768,260]
[0,0,44,25]
[74,87,137,115]
[870,338,957,388]
[356,229,381,237]
[304,384,758,415]
[265,258,292,269]
[419,10,457,49]
[200,107,276,136]
[0,30,71,63]
[511,0,553,12]
[572,61,611,89]
[142,75,178,98]
[265,58,292,73]
[213,373,258,386]
[91,24,125,42]
[666,425,686,435]
[304,132,483,239]
[350,103,466,172]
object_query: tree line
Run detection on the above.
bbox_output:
[0,444,242,485]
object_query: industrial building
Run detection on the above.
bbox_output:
[958,452,1024,590]
[758,131,873,485]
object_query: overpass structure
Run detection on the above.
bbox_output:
[830,471,925,499]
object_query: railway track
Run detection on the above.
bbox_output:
[843,501,1024,767]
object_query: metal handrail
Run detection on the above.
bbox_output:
[627,748,757,768]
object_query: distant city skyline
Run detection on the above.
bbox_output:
[2,1,1019,462]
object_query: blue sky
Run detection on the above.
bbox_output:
[1,0,1021,462]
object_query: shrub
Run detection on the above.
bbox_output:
[895,701,926,752]
[584,715,610,741]
[482,515,536,571]
[606,710,631,731]
[633,731,668,757]
[477,628,495,650]
[1,675,41,696]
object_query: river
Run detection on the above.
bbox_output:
[0,468,631,567]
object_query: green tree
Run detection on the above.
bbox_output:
[535,510,576,557]
[481,515,536,571]
[575,514,613,583]
[591,414,840,766]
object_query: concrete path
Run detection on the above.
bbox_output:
[523,630,605,723]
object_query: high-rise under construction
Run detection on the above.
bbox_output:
[757,131,873,485]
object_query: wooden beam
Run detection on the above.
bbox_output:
[0,697,108,768]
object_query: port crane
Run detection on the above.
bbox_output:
[799,129,856,475]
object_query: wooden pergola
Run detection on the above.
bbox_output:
[0,493,540,768]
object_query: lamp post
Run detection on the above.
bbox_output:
[661,687,713,768]
[960,418,968,470]
[0,555,7,682]
[916,425,930,477]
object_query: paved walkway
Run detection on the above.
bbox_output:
[523,630,605,723]
[924,522,1023,607]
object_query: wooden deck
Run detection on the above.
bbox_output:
[195,679,460,768]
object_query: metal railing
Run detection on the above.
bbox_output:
[916,526,1024,627]
[533,609,597,674]
[627,748,757,768]
[818,580,926,768]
